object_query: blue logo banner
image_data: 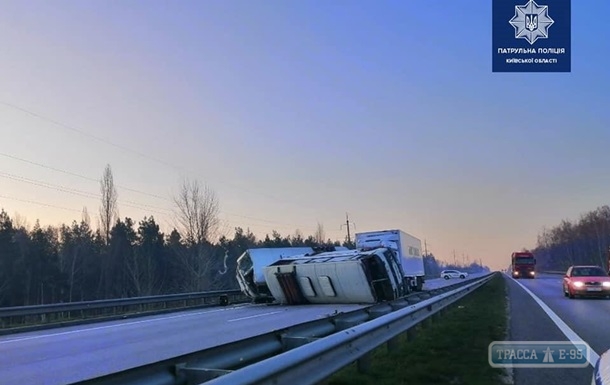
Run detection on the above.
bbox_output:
[492,0,571,72]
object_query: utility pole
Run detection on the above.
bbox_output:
[340,213,355,244]
[424,239,429,257]
[453,250,457,266]
[345,213,351,244]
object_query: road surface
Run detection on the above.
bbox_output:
[0,273,487,385]
[506,273,610,385]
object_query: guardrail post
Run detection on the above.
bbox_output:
[387,335,400,352]
[407,327,417,341]
[357,352,373,374]
[433,307,443,321]
[219,295,228,306]
[421,305,434,328]
[422,317,432,328]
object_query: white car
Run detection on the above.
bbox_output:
[441,270,468,280]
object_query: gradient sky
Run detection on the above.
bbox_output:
[0,1,608,271]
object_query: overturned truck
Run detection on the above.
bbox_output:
[262,247,409,305]
[235,246,348,303]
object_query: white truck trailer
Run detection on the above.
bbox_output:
[355,229,426,292]
[235,246,348,302]
[262,247,408,305]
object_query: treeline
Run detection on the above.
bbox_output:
[0,208,489,308]
[532,205,610,271]
[0,164,491,307]
[0,209,344,307]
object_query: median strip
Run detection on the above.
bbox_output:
[327,274,508,385]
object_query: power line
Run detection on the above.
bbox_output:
[0,151,170,201]
[0,171,173,216]
[0,101,323,211]
[0,100,179,172]
[0,194,82,213]
[0,193,319,234]
[0,171,330,233]
[0,152,320,230]
[0,191,320,232]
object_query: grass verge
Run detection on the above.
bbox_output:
[327,274,507,385]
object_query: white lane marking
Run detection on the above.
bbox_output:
[508,275,600,367]
[0,304,252,345]
[227,310,284,322]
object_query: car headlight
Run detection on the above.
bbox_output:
[602,282,610,288]
[529,271,535,275]
[573,282,584,288]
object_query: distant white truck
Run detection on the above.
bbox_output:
[355,229,426,292]
[263,247,408,305]
[235,246,348,302]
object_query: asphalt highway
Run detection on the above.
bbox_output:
[506,273,610,385]
[0,273,487,385]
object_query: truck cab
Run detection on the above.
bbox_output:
[355,230,425,292]
[511,251,536,279]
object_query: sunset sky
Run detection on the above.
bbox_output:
[1,1,608,271]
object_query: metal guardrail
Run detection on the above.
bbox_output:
[78,273,495,385]
[0,289,248,333]
[0,290,243,317]
[202,273,495,385]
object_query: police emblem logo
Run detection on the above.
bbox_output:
[509,0,554,45]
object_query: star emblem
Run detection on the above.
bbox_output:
[509,0,554,45]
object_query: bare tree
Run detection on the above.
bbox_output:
[173,178,220,245]
[172,246,225,291]
[216,218,232,241]
[171,178,222,291]
[314,222,325,244]
[82,206,91,227]
[13,212,29,231]
[99,164,118,245]
[125,253,152,297]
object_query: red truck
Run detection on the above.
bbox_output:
[511,251,536,279]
